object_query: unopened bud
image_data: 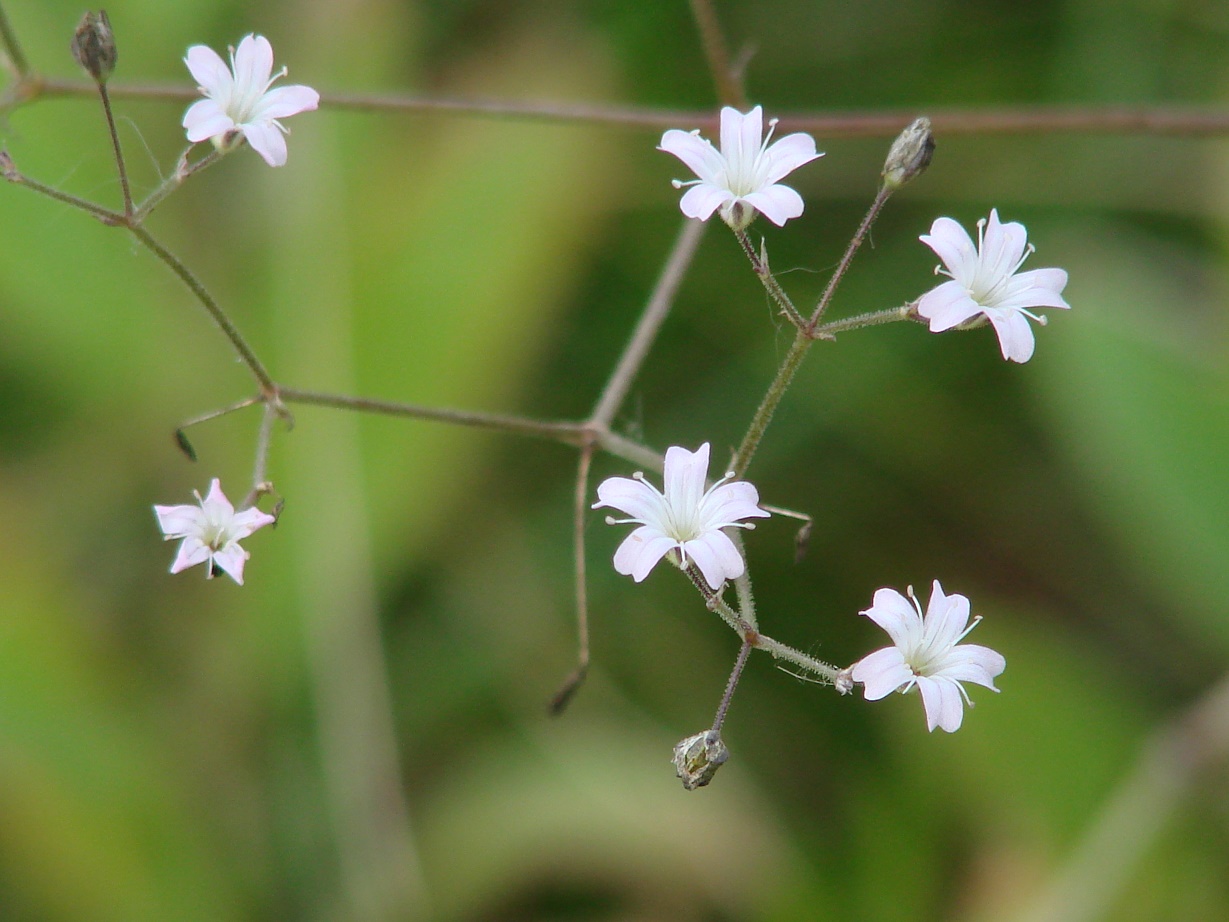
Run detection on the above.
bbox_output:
[882,117,934,190]
[71,11,117,84]
[673,729,729,790]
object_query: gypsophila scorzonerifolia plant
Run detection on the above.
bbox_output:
[0,7,1076,792]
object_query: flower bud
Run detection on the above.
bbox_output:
[882,117,934,190]
[71,11,117,84]
[673,729,729,790]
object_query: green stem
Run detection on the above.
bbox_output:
[96,83,132,216]
[134,148,222,222]
[128,225,277,394]
[733,226,807,329]
[806,184,893,330]
[0,2,30,78]
[816,303,916,337]
[1,159,124,223]
[729,330,811,477]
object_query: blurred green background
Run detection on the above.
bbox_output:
[2,0,1228,919]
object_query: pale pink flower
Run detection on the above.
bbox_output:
[154,479,275,585]
[917,209,1069,363]
[593,443,770,590]
[182,34,318,167]
[659,106,821,228]
[851,581,1005,733]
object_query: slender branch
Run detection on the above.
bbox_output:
[279,386,586,444]
[733,227,807,329]
[128,225,277,394]
[0,2,30,78]
[816,303,916,337]
[549,444,595,715]
[729,330,810,478]
[806,184,893,330]
[687,0,746,109]
[134,148,222,222]
[250,402,277,496]
[1,156,124,223]
[590,218,706,427]
[712,638,753,733]
[96,83,132,215]
[28,78,1229,137]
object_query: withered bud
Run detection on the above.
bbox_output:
[881,117,934,190]
[71,11,117,84]
[673,729,729,790]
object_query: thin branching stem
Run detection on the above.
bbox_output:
[549,443,595,715]
[0,2,30,79]
[1,158,124,223]
[128,225,277,394]
[591,218,706,427]
[96,83,133,215]
[806,184,893,330]
[29,77,1229,137]
[816,303,917,337]
[687,0,746,109]
[733,226,807,329]
[712,638,753,733]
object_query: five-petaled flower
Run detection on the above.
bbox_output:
[154,479,276,585]
[850,581,1005,733]
[593,443,770,590]
[182,34,319,167]
[917,209,1070,363]
[659,106,822,229]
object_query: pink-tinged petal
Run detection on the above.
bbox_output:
[922,581,970,651]
[201,479,234,517]
[594,476,664,523]
[720,106,761,164]
[920,217,977,279]
[253,84,319,120]
[183,99,234,140]
[678,183,732,221]
[169,538,211,574]
[742,184,805,226]
[861,587,921,650]
[613,526,677,582]
[759,133,821,185]
[917,677,964,732]
[232,34,274,90]
[211,545,249,584]
[917,280,984,331]
[230,506,276,540]
[664,444,709,518]
[154,503,202,538]
[984,307,1036,363]
[242,121,289,167]
[686,529,746,588]
[699,481,769,528]
[851,647,912,700]
[659,129,724,182]
[184,44,232,93]
[981,209,1029,280]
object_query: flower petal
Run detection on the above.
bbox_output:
[916,280,985,332]
[612,526,677,582]
[742,184,805,227]
[920,217,977,281]
[201,478,234,518]
[678,184,733,221]
[659,129,724,182]
[182,99,234,141]
[851,647,912,700]
[937,644,1006,689]
[184,44,232,93]
[242,120,289,167]
[917,676,965,732]
[593,476,665,524]
[254,84,320,121]
[922,580,970,651]
[232,34,275,91]
[169,538,211,575]
[664,444,709,521]
[720,106,761,165]
[984,307,1037,363]
[861,587,922,651]
[684,528,745,589]
[759,132,821,186]
[155,503,203,538]
[698,480,768,529]
[211,544,249,584]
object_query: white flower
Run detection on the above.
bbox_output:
[593,443,770,590]
[154,479,276,585]
[182,34,319,167]
[917,209,1070,363]
[850,581,1005,733]
[658,106,822,228]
